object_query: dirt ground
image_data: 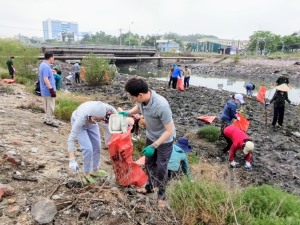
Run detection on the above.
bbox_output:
[0,57,300,224]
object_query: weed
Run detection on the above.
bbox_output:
[54,97,80,121]
[0,83,14,94]
[198,125,220,142]
[132,138,145,161]
[18,102,44,113]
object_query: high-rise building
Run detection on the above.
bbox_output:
[42,19,78,40]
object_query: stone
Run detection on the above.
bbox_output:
[31,147,38,153]
[6,205,21,218]
[0,183,15,196]
[3,152,22,166]
[31,197,57,224]
[7,198,16,204]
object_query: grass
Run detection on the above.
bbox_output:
[132,138,145,161]
[198,125,221,142]
[0,83,14,94]
[54,96,81,121]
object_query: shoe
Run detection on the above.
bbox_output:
[90,169,108,178]
[44,121,59,127]
[82,176,96,185]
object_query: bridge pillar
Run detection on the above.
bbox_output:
[157,59,163,68]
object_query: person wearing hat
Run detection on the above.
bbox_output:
[6,56,16,79]
[276,71,289,86]
[220,94,245,126]
[221,125,254,169]
[67,101,117,185]
[167,137,191,178]
[265,84,291,129]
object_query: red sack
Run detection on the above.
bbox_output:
[108,129,148,187]
[256,86,267,103]
[233,113,250,132]
[2,79,15,84]
[177,78,184,91]
[197,116,216,124]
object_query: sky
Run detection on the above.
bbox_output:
[0,0,299,40]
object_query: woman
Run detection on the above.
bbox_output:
[220,94,244,126]
[67,101,117,184]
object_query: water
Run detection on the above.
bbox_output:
[118,67,300,103]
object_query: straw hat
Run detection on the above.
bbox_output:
[276,83,291,92]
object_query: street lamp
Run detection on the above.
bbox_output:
[128,21,134,47]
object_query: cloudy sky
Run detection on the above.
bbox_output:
[0,0,299,40]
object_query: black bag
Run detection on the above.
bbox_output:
[35,80,41,96]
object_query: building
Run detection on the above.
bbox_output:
[190,38,249,54]
[42,19,78,40]
[156,40,180,52]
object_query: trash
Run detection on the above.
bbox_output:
[291,132,300,138]
[108,114,128,133]
[31,197,57,224]
[197,116,216,124]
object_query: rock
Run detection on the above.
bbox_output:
[0,184,15,196]
[31,147,39,153]
[31,197,57,224]
[3,152,22,166]
[6,205,21,218]
[7,198,16,204]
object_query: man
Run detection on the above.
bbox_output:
[168,64,176,88]
[183,66,191,89]
[73,62,81,83]
[171,64,182,89]
[6,56,15,79]
[221,125,254,169]
[39,52,58,127]
[120,78,175,208]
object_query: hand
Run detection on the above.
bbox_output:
[118,111,129,117]
[49,88,56,97]
[230,160,239,168]
[244,161,252,169]
[142,145,155,157]
[69,158,79,172]
[236,117,240,121]
[265,102,270,106]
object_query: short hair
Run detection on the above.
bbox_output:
[125,78,148,97]
[44,52,54,60]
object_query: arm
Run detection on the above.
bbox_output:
[269,93,277,104]
[245,152,253,163]
[67,117,86,155]
[284,93,291,104]
[153,120,175,147]
[182,157,191,177]
[230,105,238,120]
[128,105,140,115]
[228,143,238,161]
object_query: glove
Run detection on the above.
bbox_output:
[142,145,155,157]
[69,158,79,172]
[236,117,240,121]
[244,161,252,169]
[49,88,56,97]
[118,111,129,117]
[230,160,239,168]
[265,102,270,106]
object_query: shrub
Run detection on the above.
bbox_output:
[132,138,145,160]
[82,55,116,86]
[198,125,220,142]
[54,97,80,121]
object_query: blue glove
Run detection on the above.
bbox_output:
[118,111,130,117]
[142,145,155,157]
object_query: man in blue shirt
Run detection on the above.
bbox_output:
[171,64,182,89]
[39,52,57,127]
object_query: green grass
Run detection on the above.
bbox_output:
[198,125,221,142]
[54,96,80,121]
[132,138,145,161]
[187,152,200,165]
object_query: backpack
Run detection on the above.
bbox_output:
[35,80,41,96]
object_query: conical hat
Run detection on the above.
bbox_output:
[276,83,291,92]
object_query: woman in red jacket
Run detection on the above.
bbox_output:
[221,125,254,169]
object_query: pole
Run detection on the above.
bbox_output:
[119,28,122,46]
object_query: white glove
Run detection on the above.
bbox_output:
[69,158,79,172]
[236,117,240,121]
[230,160,239,167]
[244,161,252,169]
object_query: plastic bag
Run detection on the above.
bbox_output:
[233,113,250,132]
[256,86,266,103]
[177,78,184,91]
[197,116,216,124]
[108,129,148,187]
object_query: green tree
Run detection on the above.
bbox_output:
[247,31,280,54]
[282,34,300,52]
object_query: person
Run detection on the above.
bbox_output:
[266,85,291,129]
[80,65,86,82]
[221,125,254,169]
[245,82,255,98]
[183,66,191,90]
[39,52,58,127]
[73,62,81,83]
[168,64,176,88]
[53,68,62,91]
[276,71,289,86]
[171,64,182,89]
[168,137,191,179]
[120,78,176,208]
[220,94,245,126]
[6,56,15,79]
[67,101,117,184]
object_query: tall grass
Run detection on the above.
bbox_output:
[198,125,220,142]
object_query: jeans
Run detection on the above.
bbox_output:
[75,72,80,83]
[171,77,178,89]
[246,87,253,96]
[145,138,173,200]
[184,77,190,89]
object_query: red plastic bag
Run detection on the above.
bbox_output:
[177,78,184,91]
[233,113,250,132]
[256,86,266,103]
[197,116,216,124]
[108,129,148,187]
[2,79,15,84]
[135,156,145,166]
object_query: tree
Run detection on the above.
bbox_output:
[247,31,280,54]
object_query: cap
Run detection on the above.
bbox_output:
[243,141,254,154]
[234,94,245,104]
[176,137,192,152]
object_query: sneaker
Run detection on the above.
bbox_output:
[82,176,96,185]
[90,169,108,178]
